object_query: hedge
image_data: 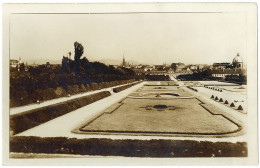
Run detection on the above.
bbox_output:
[10,136,247,157]
[113,82,140,93]
[10,79,135,108]
[10,91,111,135]
[186,86,198,92]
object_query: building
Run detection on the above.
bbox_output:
[143,65,154,72]
[189,65,198,70]
[213,62,230,69]
[210,53,245,78]
[175,63,186,73]
[232,53,243,69]
[212,53,244,70]
[10,57,25,71]
[154,65,165,71]
[122,56,127,67]
[132,67,145,76]
[166,68,174,75]
[10,59,19,68]
[210,69,243,78]
[149,70,167,75]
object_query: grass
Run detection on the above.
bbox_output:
[80,98,239,136]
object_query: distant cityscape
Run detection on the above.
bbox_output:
[10,52,246,81]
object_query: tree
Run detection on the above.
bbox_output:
[74,41,84,61]
[62,56,71,73]
[171,63,177,72]
[19,63,25,72]
[73,41,84,74]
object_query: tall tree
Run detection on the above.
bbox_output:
[19,63,25,72]
[74,41,84,61]
[171,63,177,72]
[73,41,84,74]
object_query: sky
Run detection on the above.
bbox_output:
[10,12,247,65]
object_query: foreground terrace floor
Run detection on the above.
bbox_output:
[77,84,241,137]
[16,81,247,142]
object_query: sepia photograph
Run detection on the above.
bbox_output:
[2,2,258,166]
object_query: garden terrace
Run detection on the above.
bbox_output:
[75,84,243,138]
[10,91,111,135]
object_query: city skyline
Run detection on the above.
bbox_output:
[10,12,247,65]
[11,53,243,66]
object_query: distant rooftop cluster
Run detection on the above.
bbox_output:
[115,55,211,77]
[10,52,245,80]
[210,53,245,78]
[10,57,58,72]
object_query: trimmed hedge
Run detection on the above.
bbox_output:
[113,82,140,93]
[10,136,247,157]
[10,79,135,107]
[145,75,171,81]
[10,91,111,135]
[186,86,198,92]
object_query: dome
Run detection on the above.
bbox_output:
[233,53,243,63]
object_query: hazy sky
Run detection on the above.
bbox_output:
[10,13,247,65]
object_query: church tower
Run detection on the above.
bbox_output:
[122,55,127,67]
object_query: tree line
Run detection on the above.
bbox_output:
[10,42,138,107]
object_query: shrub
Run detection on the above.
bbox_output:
[85,84,91,91]
[55,87,67,97]
[79,84,86,93]
[10,90,31,107]
[98,82,103,89]
[67,85,80,95]
[31,89,44,102]
[73,85,80,94]
[42,88,57,100]
[90,83,99,90]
